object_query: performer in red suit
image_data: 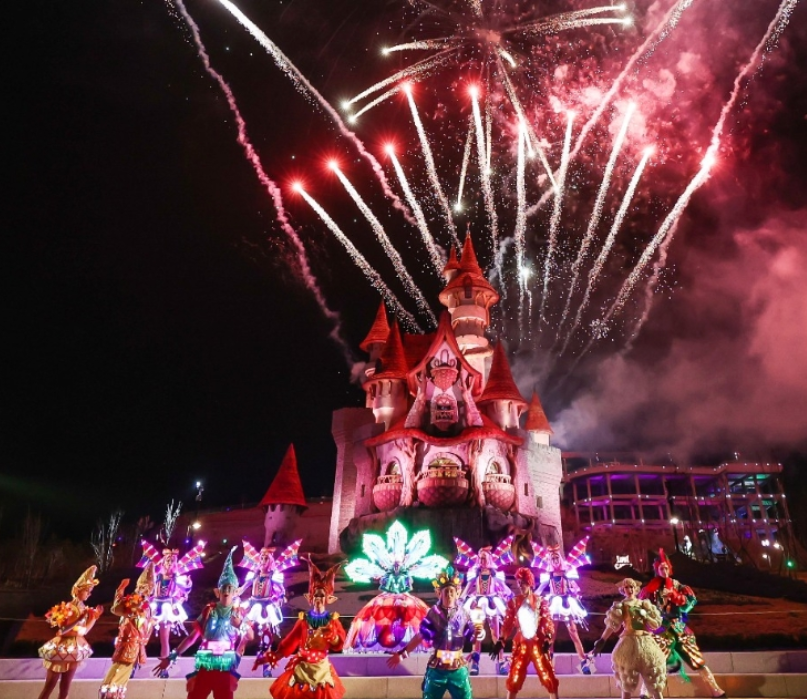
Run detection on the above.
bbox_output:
[256,557,346,699]
[493,567,559,699]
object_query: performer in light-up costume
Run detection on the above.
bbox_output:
[256,556,346,699]
[532,536,592,673]
[494,567,559,699]
[153,547,252,699]
[138,539,206,675]
[237,539,301,677]
[99,564,156,699]
[344,520,448,653]
[454,535,515,675]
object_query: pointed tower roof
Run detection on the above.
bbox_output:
[359,302,390,353]
[442,246,461,275]
[439,233,499,305]
[374,321,409,380]
[525,391,553,434]
[477,342,527,405]
[259,444,308,508]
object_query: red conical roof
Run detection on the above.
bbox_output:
[442,246,461,274]
[459,232,483,275]
[478,342,526,405]
[525,391,553,433]
[359,302,390,353]
[439,233,499,304]
[259,444,308,508]
[374,322,409,380]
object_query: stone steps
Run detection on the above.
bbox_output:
[2,651,805,698]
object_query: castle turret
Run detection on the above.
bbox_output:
[477,342,527,430]
[364,321,410,429]
[442,245,461,285]
[438,234,499,377]
[260,444,307,547]
[360,302,390,370]
[525,391,553,446]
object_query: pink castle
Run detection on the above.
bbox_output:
[329,234,563,553]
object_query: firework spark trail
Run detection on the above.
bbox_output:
[485,100,492,175]
[348,49,457,105]
[526,0,698,218]
[387,151,445,275]
[520,16,633,37]
[558,103,635,335]
[404,87,459,247]
[516,124,528,338]
[456,118,474,211]
[383,39,459,53]
[539,111,574,325]
[214,0,418,229]
[331,164,436,325]
[514,4,630,33]
[297,186,421,332]
[499,66,556,187]
[626,0,800,346]
[350,86,401,121]
[471,88,498,255]
[560,146,652,357]
[170,0,353,363]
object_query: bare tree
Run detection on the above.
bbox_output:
[158,500,182,546]
[19,509,43,587]
[91,509,124,573]
[130,515,155,564]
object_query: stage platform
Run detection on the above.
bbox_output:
[1,651,806,698]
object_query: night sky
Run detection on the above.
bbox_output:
[8,0,807,539]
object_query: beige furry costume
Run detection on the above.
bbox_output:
[605,597,666,694]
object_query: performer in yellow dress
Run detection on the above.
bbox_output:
[37,566,104,699]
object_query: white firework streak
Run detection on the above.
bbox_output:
[298,188,421,332]
[519,16,633,37]
[560,147,652,357]
[456,117,474,211]
[558,103,635,334]
[499,65,555,187]
[332,166,436,325]
[513,4,631,34]
[348,49,458,106]
[538,111,574,325]
[485,99,493,175]
[383,39,461,53]
[350,85,401,121]
[526,0,698,218]
[405,89,458,247]
[388,151,445,275]
[627,0,800,345]
[471,90,499,254]
[170,0,353,364]
[516,125,528,338]
[214,0,418,228]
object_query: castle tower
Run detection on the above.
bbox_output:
[525,391,553,446]
[260,444,308,547]
[363,321,410,429]
[359,301,390,368]
[442,246,461,285]
[438,234,499,378]
[476,342,527,431]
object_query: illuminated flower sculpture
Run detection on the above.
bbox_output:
[344,520,448,652]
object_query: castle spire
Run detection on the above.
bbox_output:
[442,245,461,284]
[525,391,553,438]
[477,342,527,429]
[359,302,390,356]
[259,444,307,509]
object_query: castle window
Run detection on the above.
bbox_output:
[536,496,543,509]
[360,484,366,498]
[430,393,458,425]
[524,484,529,496]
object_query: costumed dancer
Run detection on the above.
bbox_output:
[255,556,346,699]
[492,567,558,699]
[533,536,592,673]
[638,549,726,698]
[138,539,206,676]
[153,547,252,699]
[387,565,486,699]
[344,520,447,653]
[591,578,666,699]
[237,539,301,677]
[454,535,515,675]
[99,564,156,699]
[37,566,103,699]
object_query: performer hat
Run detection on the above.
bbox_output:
[432,564,463,591]
[218,546,240,589]
[135,562,155,597]
[304,555,341,604]
[71,565,100,597]
[515,566,535,588]
[652,548,673,576]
